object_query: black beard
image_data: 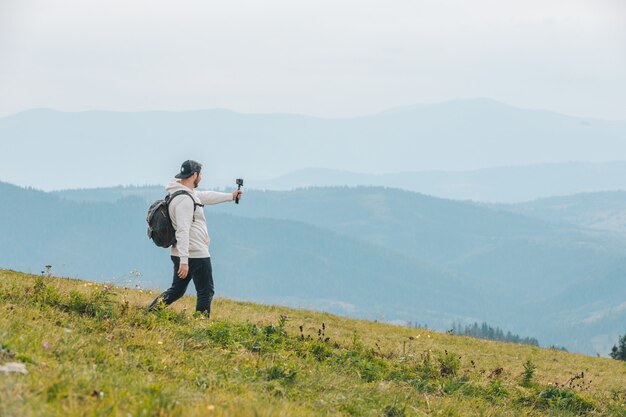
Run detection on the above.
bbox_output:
[193,179,200,188]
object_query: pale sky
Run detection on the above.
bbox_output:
[1,0,625,119]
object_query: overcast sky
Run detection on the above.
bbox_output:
[1,0,625,119]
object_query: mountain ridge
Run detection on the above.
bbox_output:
[10,98,626,123]
[3,99,626,191]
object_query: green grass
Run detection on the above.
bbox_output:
[0,269,625,416]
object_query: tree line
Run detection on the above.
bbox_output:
[451,322,539,346]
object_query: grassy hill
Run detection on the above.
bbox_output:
[1,270,625,416]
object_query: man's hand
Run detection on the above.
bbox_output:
[232,189,243,201]
[178,263,189,279]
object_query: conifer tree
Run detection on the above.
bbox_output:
[610,333,626,361]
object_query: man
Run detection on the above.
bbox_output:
[148,160,242,316]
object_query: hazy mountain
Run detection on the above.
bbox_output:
[499,191,626,232]
[50,162,626,205]
[252,162,626,203]
[7,181,626,354]
[52,184,165,204]
[2,98,626,191]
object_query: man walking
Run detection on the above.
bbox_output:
[148,160,242,317]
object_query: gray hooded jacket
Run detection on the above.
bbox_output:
[165,181,233,264]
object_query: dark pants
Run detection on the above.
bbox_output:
[149,256,215,315]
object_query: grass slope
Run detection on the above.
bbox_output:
[1,269,625,417]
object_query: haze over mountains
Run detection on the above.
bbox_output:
[2,98,626,356]
[500,191,626,232]
[49,161,626,204]
[3,181,626,356]
[2,98,626,195]
[254,162,626,203]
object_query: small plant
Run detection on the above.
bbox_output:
[562,371,593,392]
[488,367,504,379]
[336,343,389,382]
[0,343,15,361]
[353,356,389,382]
[265,362,297,382]
[41,265,52,278]
[416,350,438,381]
[532,385,596,413]
[438,350,460,377]
[486,379,509,401]
[203,321,234,348]
[441,375,471,395]
[521,359,536,387]
[277,314,287,330]
[308,340,333,361]
[65,286,115,319]
[120,297,130,316]
[114,269,143,289]
[32,277,62,307]
[610,388,626,402]
[383,403,406,417]
[351,330,364,352]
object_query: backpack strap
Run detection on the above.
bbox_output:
[167,190,204,222]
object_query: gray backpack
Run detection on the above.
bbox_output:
[146,190,203,248]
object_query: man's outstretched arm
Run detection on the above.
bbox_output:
[196,190,242,205]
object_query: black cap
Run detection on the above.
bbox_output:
[175,160,202,179]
